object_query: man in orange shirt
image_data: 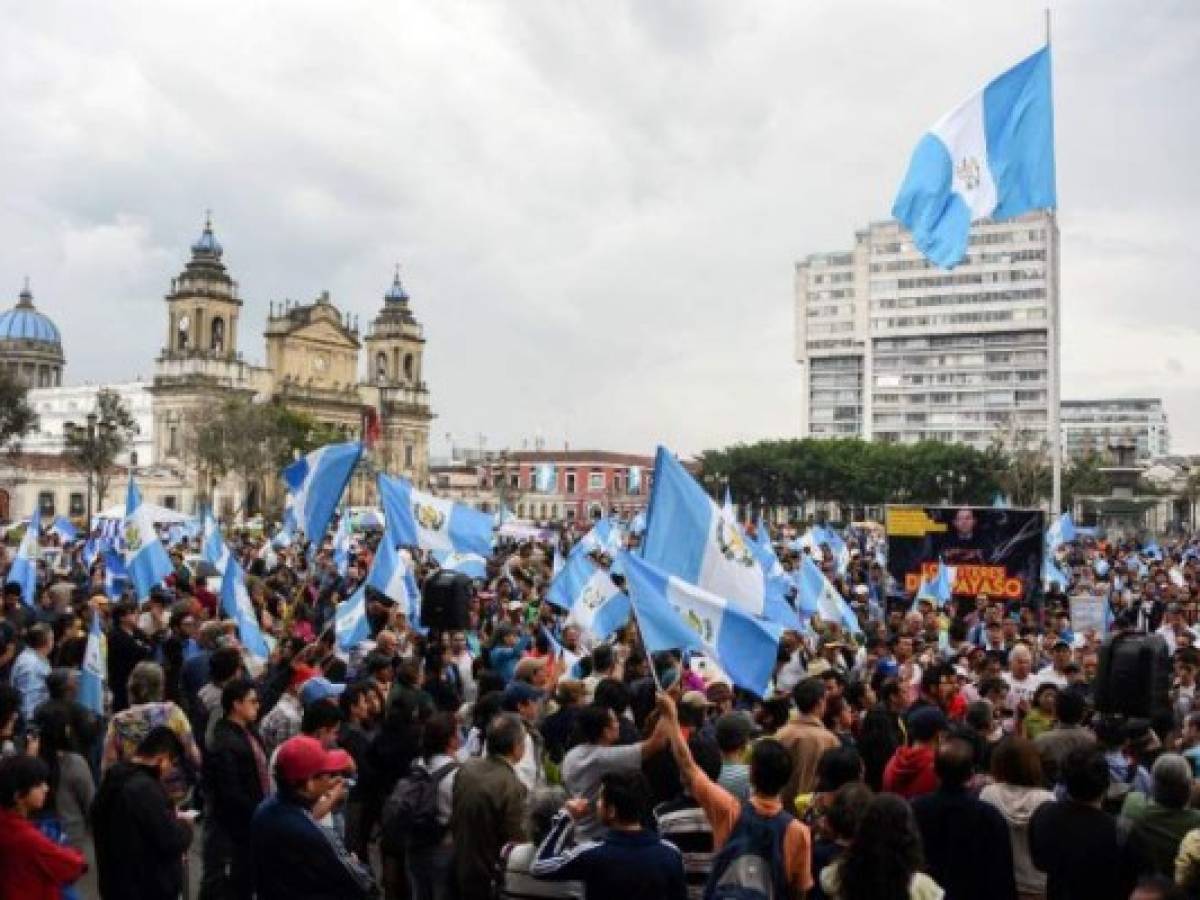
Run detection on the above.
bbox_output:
[657,692,813,899]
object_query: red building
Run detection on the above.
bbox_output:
[478,450,653,524]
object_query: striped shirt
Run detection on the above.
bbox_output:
[653,797,714,900]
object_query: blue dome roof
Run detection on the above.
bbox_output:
[191,213,223,257]
[0,284,60,344]
[385,266,409,303]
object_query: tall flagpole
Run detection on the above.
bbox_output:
[1045,7,1063,518]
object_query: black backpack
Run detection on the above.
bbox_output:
[703,803,792,900]
[382,759,459,849]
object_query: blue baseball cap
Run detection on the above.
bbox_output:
[300,676,346,707]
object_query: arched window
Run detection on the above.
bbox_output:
[210,317,225,352]
[403,354,415,381]
[375,352,389,384]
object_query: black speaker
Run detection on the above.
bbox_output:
[1094,632,1171,720]
[421,570,473,630]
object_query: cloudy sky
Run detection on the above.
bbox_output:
[2,0,1197,458]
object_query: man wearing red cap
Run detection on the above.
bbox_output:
[251,734,376,900]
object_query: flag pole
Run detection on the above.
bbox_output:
[1045,6,1063,518]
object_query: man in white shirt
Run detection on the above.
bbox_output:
[449,630,477,702]
[1003,644,1040,713]
[1157,604,1197,654]
[1035,639,1073,690]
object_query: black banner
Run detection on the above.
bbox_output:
[885,505,1044,602]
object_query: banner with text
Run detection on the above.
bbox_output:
[885,505,1044,602]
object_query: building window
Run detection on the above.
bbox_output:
[162,496,177,510]
[509,474,519,490]
[565,507,576,521]
[129,451,138,467]
[566,472,577,494]
[210,317,225,352]
[375,353,389,383]
[404,444,414,468]
[404,354,414,381]
[588,472,605,490]
[38,492,54,517]
[168,427,178,455]
[69,493,84,517]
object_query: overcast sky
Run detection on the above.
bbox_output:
[2,0,1197,458]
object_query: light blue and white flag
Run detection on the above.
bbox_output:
[432,550,487,580]
[6,508,40,607]
[379,473,493,556]
[1046,513,1076,550]
[1094,557,1111,578]
[103,550,130,600]
[641,447,791,624]
[82,536,100,570]
[124,475,174,602]
[546,550,629,642]
[366,538,414,606]
[282,440,362,545]
[893,45,1055,269]
[1043,555,1070,591]
[333,513,353,577]
[915,562,956,608]
[535,464,557,493]
[78,610,105,716]
[629,510,647,535]
[1143,541,1163,562]
[622,552,783,697]
[722,486,735,522]
[552,548,565,578]
[573,518,622,557]
[796,555,863,637]
[813,525,851,577]
[50,515,78,544]
[202,511,230,575]
[335,583,371,652]
[219,557,269,661]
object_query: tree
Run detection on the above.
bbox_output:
[64,389,138,509]
[985,419,1050,508]
[186,398,347,516]
[1062,453,1109,509]
[0,369,38,452]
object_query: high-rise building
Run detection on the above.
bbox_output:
[1061,398,1169,463]
[794,211,1059,451]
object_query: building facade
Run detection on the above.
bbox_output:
[1061,398,1170,463]
[477,451,654,523]
[794,211,1060,451]
[24,381,156,467]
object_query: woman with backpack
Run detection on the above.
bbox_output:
[819,793,944,900]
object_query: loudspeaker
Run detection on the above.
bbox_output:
[1094,632,1171,721]
[421,570,473,630]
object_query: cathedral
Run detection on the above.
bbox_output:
[0,215,434,521]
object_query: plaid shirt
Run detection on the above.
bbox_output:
[259,692,302,756]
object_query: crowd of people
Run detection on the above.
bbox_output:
[1,516,1199,900]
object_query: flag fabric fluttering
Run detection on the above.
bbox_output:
[432,550,488,581]
[335,584,371,652]
[573,518,624,558]
[546,550,629,642]
[219,557,270,662]
[6,508,40,607]
[641,447,792,626]
[78,609,105,716]
[379,473,493,556]
[124,476,174,602]
[892,45,1055,269]
[281,440,363,545]
[333,513,353,578]
[202,510,230,575]
[796,555,863,637]
[1043,554,1070,592]
[50,515,78,544]
[621,552,783,698]
[915,562,956,608]
[722,486,735,523]
[1046,513,1076,551]
[103,550,130,600]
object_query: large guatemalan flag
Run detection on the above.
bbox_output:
[622,552,782,697]
[125,475,174,602]
[78,609,105,716]
[282,441,363,545]
[893,45,1055,269]
[641,447,794,627]
[378,473,493,556]
[547,549,629,642]
[202,510,230,575]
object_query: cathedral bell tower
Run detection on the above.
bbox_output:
[362,267,433,483]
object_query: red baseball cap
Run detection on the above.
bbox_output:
[289,664,320,691]
[274,736,354,785]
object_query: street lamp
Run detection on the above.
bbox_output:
[64,411,116,526]
[936,470,969,505]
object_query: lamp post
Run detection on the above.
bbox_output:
[936,470,968,505]
[64,411,115,526]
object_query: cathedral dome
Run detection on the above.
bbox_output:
[384,266,409,303]
[191,213,223,258]
[0,282,61,345]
